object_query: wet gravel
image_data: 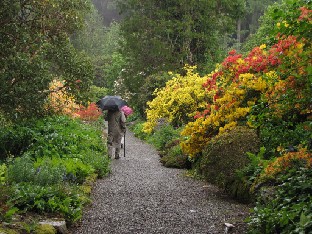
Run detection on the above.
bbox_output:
[71,130,251,234]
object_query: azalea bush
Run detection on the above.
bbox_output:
[75,102,102,121]
[247,149,312,233]
[181,34,311,157]
[181,0,311,158]
[143,65,208,133]
[46,80,105,122]
[45,79,81,117]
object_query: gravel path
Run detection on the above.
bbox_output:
[71,130,250,234]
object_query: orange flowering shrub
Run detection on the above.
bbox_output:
[264,147,312,178]
[180,42,280,156]
[251,147,312,192]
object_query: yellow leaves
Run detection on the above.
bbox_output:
[247,101,256,107]
[180,117,210,157]
[180,68,269,156]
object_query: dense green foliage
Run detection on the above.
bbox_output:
[0,116,109,223]
[0,0,94,121]
[248,166,312,233]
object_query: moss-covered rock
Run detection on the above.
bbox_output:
[34,224,56,234]
[197,126,260,202]
[0,226,19,234]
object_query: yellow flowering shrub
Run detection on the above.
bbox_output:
[143,65,208,133]
[45,79,80,118]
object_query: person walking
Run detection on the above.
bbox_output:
[106,108,126,159]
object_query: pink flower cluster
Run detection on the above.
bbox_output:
[121,105,133,116]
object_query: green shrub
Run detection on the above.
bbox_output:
[129,121,149,140]
[197,126,260,201]
[1,115,109,224]
[7,156,36,184]
[247,167,312,233]
[0,126,35,161]
[0,164,7,185]
[147,124,180,152]
[160,144,191,169]
[21,115,109,178]
[9,183,87,223]
[24,116,105,158]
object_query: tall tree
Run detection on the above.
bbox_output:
[237,0,278,48]
[116,0,246,112]
[0,0,93,121]
[71,5,126,92]
[92,0,122,25]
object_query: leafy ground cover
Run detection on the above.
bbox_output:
[0,115,109,233]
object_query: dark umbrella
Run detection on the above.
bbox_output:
[96,96,128,111]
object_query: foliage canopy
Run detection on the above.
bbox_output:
[0,0,93,121]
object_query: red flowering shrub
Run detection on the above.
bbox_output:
[76,103,102,121]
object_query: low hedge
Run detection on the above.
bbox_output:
[196,126,260,202]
